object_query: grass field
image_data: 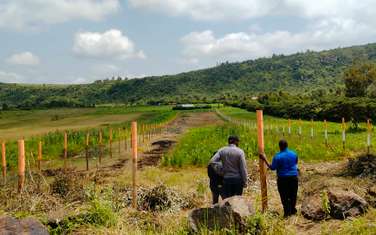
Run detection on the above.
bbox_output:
[0,106,375,235]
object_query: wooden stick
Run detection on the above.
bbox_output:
[367,119,372,154]
[310,119,314,138]
[288,119,291,135]
[342,117,346,150]
[99,130,103,164]
[64,132,68,170]
[324,119,328,146]
[86,132,90,171]
[38,141,42,171]
[1,141,6,180]
[118,128,121,155]
[18,139,25,192]
[109,128,113,158]
[298,119,302,136]
[256,110,268,212]
[131,121,138,209]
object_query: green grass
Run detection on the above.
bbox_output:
[163,107,375,167]
[0,106,177,170]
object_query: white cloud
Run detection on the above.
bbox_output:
[129,0,376,22]
[0,70,24,83]
[0,0,119,30]
[6,52,40,66]
[181,18,376,62]
[73,29,146,60]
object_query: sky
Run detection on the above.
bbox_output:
[1,0,376,84]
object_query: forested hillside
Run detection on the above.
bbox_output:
[2,43,376,109]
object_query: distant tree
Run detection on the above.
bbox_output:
[2,103,9,110]
[344,62,376,97]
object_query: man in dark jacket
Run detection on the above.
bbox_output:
[210,136,248,199]
[259,139,298,217]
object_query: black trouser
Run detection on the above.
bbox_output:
[222,177,243,199]
[277,176,298,217]
[210,184,222,204]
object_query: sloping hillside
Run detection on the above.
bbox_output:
[1,43,376,108]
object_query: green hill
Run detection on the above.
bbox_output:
[2,43,376,109]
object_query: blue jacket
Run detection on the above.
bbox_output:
[270,148,298,177]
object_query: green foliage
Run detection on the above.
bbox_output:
[321,190,331,216]
[3,43,376,108]
[344,62,376,97]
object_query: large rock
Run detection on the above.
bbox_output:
[188,196,254,232]
[301,195,327,221]
[0,216,49,235]
[328,189,368,219]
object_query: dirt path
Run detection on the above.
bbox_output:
[138,112,223,169]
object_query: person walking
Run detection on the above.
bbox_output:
[211,136,248,199]
[259,139,298,217]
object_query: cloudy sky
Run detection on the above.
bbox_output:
[1,0,376,84]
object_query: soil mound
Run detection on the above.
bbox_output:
[345,154,376,179]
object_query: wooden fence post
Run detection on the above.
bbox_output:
[310,119,314,138]
[109,128,113,158]
[99,130,103,164]
[1,141,6,181]
[257,110,268,212]
[342,117,346,150]
[18,139,25,192]
[86,132,90,171]
[131,121,138,209]
[288,119,291,136]
[64,132,68,170]
[118,128,121,155]
[324,120,328,146]
[367,119,372,154]
[298,119,302,136]
[38,141,42,171]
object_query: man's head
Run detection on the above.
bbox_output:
[228,135,239,146]
[279,139,288,151]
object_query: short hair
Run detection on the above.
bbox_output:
[228,135,239,144]
[279,139,288,150]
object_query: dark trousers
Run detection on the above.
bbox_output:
[222,177,243,199]
[277,176,298,217]
[210,185,221,204]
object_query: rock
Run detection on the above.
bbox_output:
[0,216,49,235]
[328,189,368,219]
[188,196,254,232]
[301,195,327,221]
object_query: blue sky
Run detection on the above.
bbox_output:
[1,0,376,84]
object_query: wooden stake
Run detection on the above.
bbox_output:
[131,121,138,209]
[86,132,90,171]
[64,132,68,169]
[1,141,6,180]
[310,119,314,138]
[367,119,372,154]
[288,119,291,135]
[298,119,302,136]
[109,128,113,158]
[257,110,268,212]
[324,120,328,146]
[118,128,121,155]
[38,141,42,171]
[342,117,346,150]
[99,130,103,164]
[18,139,25,192]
